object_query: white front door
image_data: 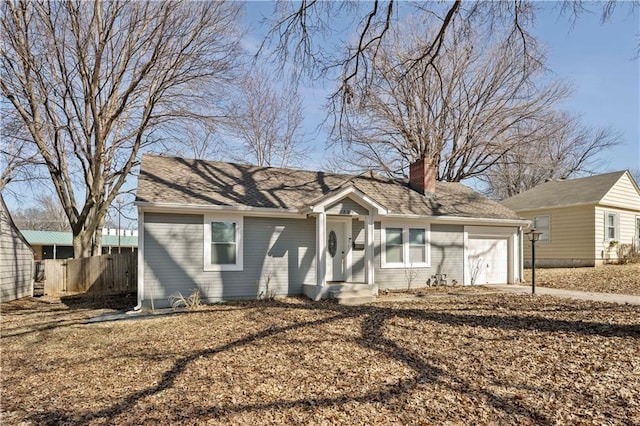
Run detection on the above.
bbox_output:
[327,219,347,281]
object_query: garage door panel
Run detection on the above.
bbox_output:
[468,237,508,284]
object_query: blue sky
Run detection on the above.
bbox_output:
[532,4,639,173]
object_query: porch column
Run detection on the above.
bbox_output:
[316,212,327,287]
[365,213,374,285]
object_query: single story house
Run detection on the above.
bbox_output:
[21,230,138,260]
[502,170,640,267]
[0,194,35,302]
[135,154,528,307]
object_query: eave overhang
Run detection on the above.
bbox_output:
[301,185,388,215]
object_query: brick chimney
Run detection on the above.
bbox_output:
[409,156,437,194]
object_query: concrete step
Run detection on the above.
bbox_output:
[330,283,372,291]
[333,295,376,306]
[330,288,373,298]
[329,284,376,305]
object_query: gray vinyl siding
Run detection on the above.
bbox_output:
[143,213,316,307]
[0,209,34,302]
[326,198,369,215]
[374,223,464,290]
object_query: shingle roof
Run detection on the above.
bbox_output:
[136,155,521,220]
[501,171,628,211]
[1,194,34,252]
[20,230,137,247]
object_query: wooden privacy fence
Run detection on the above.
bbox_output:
[44,252,137,296]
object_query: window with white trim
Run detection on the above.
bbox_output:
[204,214,243,271]
[381,223,430,268]
[385,227,404,264]
[605,212,618,241]
[532,215,550,242]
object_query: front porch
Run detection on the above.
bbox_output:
[301,185,388,301]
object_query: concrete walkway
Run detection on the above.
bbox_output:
[491,285,640,306]
[86,286,639,323]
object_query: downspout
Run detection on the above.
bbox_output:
[132,208,144,311]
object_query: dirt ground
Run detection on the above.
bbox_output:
[1,292,638,425]
[523,264,640,295]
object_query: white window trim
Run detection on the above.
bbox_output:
[532,214,551,243]
[204,214,244,271]
[604,211,619,242]
[381,222,430,268]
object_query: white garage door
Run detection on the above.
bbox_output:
[467,237,508,284]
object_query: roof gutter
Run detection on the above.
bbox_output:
[135,201,306,218]
[504,201,599,213]
[382,213,531,227]
[136,202,531,226]
[508,201,640,214]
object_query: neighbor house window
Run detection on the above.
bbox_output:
[381,223,430,268]
[532,215,550,242]
[204,214,243,271]
[605,212,618,241]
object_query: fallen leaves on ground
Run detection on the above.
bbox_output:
[524,264,640,295]
[1,293,639,425]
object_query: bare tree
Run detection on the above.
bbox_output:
[224,68,307,168]
[12,194,71,231]
[330,18,570,181]
[0,110,43,192]
[261,1,637,132]
[1,0,241,257]
[481,112,621,199]
[161,119,225,161]
[262,2,538,115]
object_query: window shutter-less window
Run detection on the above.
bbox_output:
[604,212,619,242]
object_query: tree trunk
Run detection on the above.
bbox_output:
[73,230,95,259]
[94,215,106,256]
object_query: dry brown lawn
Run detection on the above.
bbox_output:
[524,264,640,295]
[1,292,639,425]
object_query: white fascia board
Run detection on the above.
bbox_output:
[380,213,530,227]
[516,202,638,214]
[305,186,388,215]
[508,202,597,213]
[596,202,640,214]
[135,201,306,218]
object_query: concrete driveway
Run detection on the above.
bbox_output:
[491,285,640,306]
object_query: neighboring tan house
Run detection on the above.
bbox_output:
[20,230,138,260]
[135,155,528,307]
[0,194,35,302]
[502,170,640,267]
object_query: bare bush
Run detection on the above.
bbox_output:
[169,290,203,310]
